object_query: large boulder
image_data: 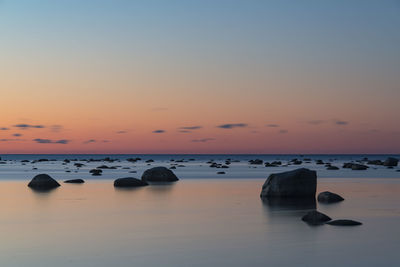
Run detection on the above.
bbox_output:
[326,219,362,226]
[114,177,148,187]
[141,167,179,182]
[317,191,344,203]
[384,157,398,167]
[28,174,60,190]
[260,168,317,198]
[301,210,332,225]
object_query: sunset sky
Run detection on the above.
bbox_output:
[1,0,399,154]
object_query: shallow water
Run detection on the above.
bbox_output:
[0,178,399,266]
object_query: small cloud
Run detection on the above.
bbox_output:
[55,139,69,144]
[83,139,96,144]
[102,140,110,143]
[33,138,70,144]
[50,125,63,132]
[179,126,202,130]
[13,133,22,137]
[279,129,288,134]
[266,124,279,128]
[178,130,191,133]
[116,130,127,134]
[191,138,215,143]
[0,138,23,142]
[0,127,9,130]
[217,123,248,129]
[153,130,166,133]
[334,120,349,126]
[308,120,325,125]
[14,124,45,129]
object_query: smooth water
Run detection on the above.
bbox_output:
[0,178,399,266]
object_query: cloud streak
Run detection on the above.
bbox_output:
[266,124,279,128]
[0,127,9,130]
[152,130,166,133]
[191,138,215,143]
[33,138,69,144]
[334,120,349,126]
[217,123,248,129]
[14,124,45,129]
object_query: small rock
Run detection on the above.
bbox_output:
[317,191,344,203]
[114,177,148,187]
[64,179,85,184]
[302,210,332,225]
[326,219,362,226]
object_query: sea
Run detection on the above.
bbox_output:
[0,154,399,266]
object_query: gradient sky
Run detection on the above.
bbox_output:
[1,0,399,154]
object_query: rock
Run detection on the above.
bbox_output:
[114,177,148,187]
[301,210,332,225]
[141,167,179,182]
[343,162,368,170]
[145,159,154,163]
[384,157,399,167]
[326,219,362,226]
[64,179,85,184]
[367,160,383,165]
[249,159,263,165]
[260,168,317,198]
[90,169,102,176]
[316,160,324,165]
[327,166,339,170]
[28,174,60,190]
[74,163,84,168]
[351,164,368,170]
[217,171,225,174]
[317,191,344,203]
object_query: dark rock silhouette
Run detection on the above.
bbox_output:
[141,167,179,182]
[301,210,332,225]
[90,169,102,176]
[326,219,362,226]
[249,159,263,165]
[260,168,317,198]
[317,191,344,203]
[217,171,225,174]
[114,177,148,187]
[28,174,60,190]
[64,179,85,184]
[384,157,399,167]
[343,163,368,170]
[327,166,339,170]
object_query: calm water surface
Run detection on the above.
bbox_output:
[0,178,399,266]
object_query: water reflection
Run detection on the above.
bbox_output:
[261,197,316,211]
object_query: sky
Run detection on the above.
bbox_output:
[0,0,399,154]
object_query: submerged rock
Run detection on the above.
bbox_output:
[141,167,179,182]
[64,179,85,184]
[326,219,362,226]
[317,191,344,203]
[28,174,60,190]
[301,210,332,225]
[260,168,317,198]
[114,177,148,187]
[327,166,339,170]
